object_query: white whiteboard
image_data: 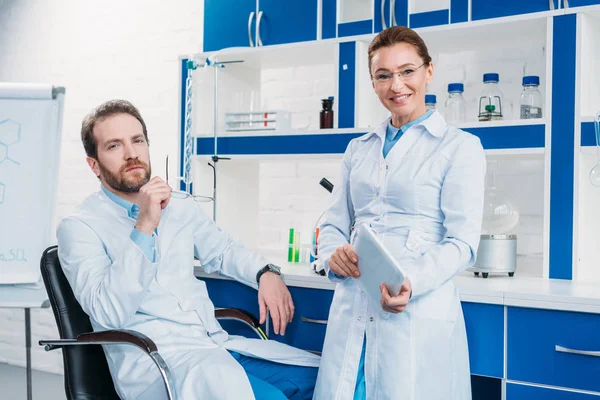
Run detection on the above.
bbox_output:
[0,83,64,284]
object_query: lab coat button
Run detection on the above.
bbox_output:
[370,317,374,322]
[357,317,362,321]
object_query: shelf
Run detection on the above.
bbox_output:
[195,121,546,156]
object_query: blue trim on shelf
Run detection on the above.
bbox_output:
[549,14,577,280]
[193,124,545,156]
[581,121,597,147]
[410,9,449,28]
[338,20,372,37]
[339,42,356,129]
[180,58,187,192]
[451,0,469,23]
[462,124,545,149]
[195,133,366,156]
[322,0,337,39]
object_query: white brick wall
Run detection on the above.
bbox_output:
[0,0,205,373]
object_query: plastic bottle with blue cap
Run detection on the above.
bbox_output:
[445,83,466,125]
[520,76,542,119]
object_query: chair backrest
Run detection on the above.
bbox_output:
[40,246,120,399]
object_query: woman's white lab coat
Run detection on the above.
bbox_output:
[57,191,319,400]
[313,111,486,400]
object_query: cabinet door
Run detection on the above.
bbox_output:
[269,287,334,354]
[462,302,505,378]
[257,0,318,46]
[507,307,600,392]
[374,0,392,33]
[565,0,600,7]
[507,383,600,399]
[204,0,257,52]
[472,0,558,20]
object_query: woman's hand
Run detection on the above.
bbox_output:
[328,244,360,278]
[380,279,412,313]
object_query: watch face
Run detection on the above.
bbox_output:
[267,264,281,274]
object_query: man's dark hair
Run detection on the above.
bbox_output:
[81,100,149,159]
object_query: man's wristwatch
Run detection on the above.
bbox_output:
[256,263,281,284]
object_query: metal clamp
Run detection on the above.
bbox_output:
[248,11,255,47]
[556,345,600,358]
[301,316,328,325]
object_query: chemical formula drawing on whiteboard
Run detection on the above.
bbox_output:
[0,118,21,204]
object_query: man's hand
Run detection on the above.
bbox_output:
[380,278,412,314]
[258,272,294,335]
[329,244,360,278]
[135,177,171,235]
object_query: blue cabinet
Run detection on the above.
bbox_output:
[204,0,317,52]
[565,0,600,7]
[204,0,256,52]
[507,383,599,399]
[472,0,559,21]
[257,0,318,46]
[462,302,504,378]
[507,307,600,393]
[269,287,334,354]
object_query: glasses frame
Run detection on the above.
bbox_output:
[166,155,214,203]
[371,62,427,85]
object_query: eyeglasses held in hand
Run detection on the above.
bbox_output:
[166,155,215,203]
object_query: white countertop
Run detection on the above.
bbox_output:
[195,261,600,314]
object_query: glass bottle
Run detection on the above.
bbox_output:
[320,97,334,129]
[520,76,543,119]
[445,83,466,125]
[425,94,436,111]
[478,73,504,122]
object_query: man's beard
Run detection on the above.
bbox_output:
[99,159,151,193]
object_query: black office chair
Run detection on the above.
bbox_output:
[38,245,265,400]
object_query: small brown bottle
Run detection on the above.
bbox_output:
[320,97,334,129]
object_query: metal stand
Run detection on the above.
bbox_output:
[25,308,32,400]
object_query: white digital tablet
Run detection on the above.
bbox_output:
[353,224,408,304]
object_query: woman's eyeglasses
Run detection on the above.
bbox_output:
[166,155,214,203]
[372,63,426,84]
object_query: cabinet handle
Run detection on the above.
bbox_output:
[381,0,387,30]
[248,11,255,47]
[301,316,328,325]
[257,10,264,47]
[555,345,600,358]
[391,0,397,27]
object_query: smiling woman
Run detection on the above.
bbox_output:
[314,26,487,400]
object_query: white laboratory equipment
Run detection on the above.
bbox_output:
[478,73,504,122]
[470,160,519,278]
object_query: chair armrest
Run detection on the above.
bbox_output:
[215,308,260,328]
[39,329,157,353]
[39,330,178,400]
[215,308,267,340]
